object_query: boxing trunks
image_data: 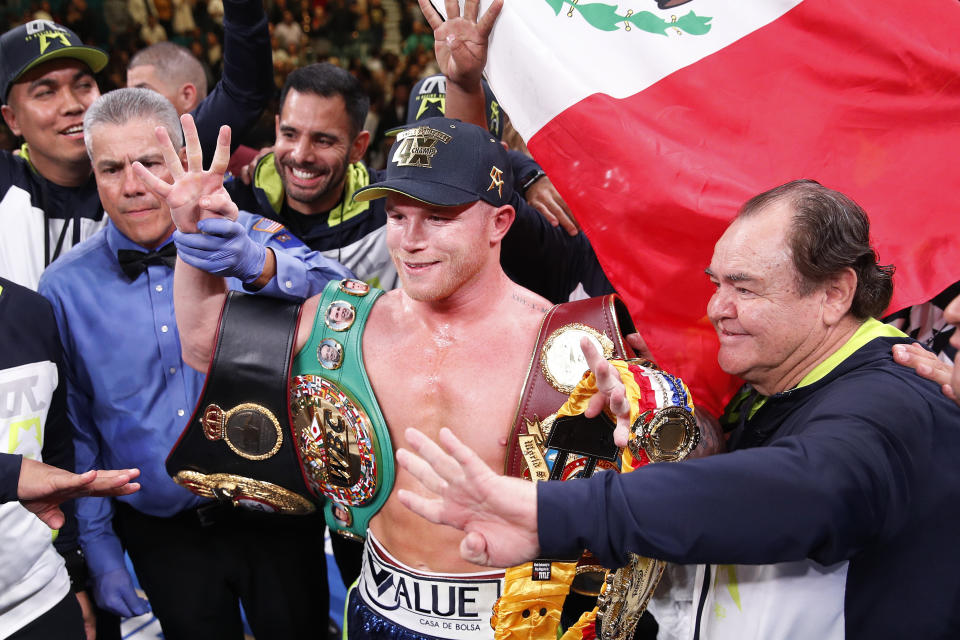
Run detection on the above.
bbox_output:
[346,530,504,640]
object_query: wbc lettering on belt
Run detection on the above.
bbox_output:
[290,374,379,506]
[318,405,353,486]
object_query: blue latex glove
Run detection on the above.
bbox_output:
[92,568,151,618]
[173,218,267,283]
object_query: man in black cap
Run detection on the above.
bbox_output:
[0,20,108,290]
[407,73,580,237]
[0,6,272,291]
[148,112,594,640]
[227,64,611,305]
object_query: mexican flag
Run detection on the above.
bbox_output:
[429,0,960,415]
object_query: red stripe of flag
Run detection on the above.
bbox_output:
[527,0,960,415]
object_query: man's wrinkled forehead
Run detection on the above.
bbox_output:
[709,208,796,282]
[89,117,168,159]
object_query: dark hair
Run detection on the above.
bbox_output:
[738,179,895,319]
[279,63,370,138]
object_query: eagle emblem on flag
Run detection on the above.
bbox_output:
[545,0,711,36]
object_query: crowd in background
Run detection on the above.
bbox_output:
[3,2,960,639]
[0,0,436,167]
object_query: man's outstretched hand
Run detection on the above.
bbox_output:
[18,460,140,529]
[396,427,539,568]
[396,337,644,565]
[580,336,633,447]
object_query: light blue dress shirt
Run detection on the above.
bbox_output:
[38,213,352,577]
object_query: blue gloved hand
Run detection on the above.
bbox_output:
[173,218,266,283]
[92,568,151,618]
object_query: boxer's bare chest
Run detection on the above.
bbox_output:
[363,297,541,462]
[358,288,548,570]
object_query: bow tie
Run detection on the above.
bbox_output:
[117,243,177,280]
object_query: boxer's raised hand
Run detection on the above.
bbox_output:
[133,114,237,233]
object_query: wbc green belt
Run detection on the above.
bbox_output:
[290,278,393,540]
[167,278,394,542]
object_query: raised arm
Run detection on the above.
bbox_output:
[396,426,539,568]
[420,0,583,236]
[133,115,236,371]
[419,0,502,129]
[191,0,273,163]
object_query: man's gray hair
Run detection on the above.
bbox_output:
[129,42,208,99]
[83,88,184,158]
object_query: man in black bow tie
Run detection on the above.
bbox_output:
[116,242,178,280]
[37,88,350,639]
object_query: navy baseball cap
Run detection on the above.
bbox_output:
[407,74,503,140]
[1,20,107,103]
[354,118,514,208]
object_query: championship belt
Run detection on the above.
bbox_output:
[493,295,700,640]
[288,278,393,541]
[166,291,316,514]
[504,294,636,480]
[166,279,395,542]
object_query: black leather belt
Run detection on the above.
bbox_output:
[166,292,317,515]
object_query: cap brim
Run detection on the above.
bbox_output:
[17,45,108,81]
[353,179,479,206]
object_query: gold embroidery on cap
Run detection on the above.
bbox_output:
[392,126,453,168]
[488,166,504,197]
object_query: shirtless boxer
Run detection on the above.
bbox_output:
[141,2,564,633]
[134,106,632,638]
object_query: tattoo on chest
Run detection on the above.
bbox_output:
[512,292,550,314]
